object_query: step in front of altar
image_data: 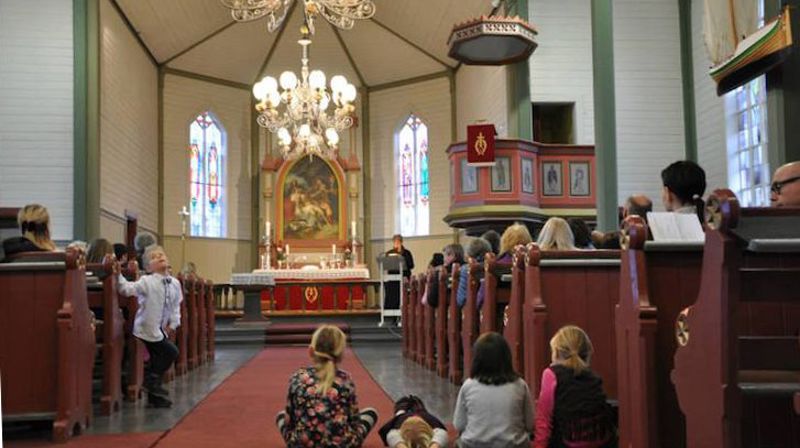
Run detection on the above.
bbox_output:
[214,315,401,346]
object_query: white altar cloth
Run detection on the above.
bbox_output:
[230,272,276,286]
[252,267,370,280]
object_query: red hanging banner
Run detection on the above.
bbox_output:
[467,123,497,166]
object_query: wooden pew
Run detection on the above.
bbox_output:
[461,259,483,381]
[196,278,208,366]
[119,266,144,402]
[173,275,190,377]
[523,245,621,401]
[615,215,704,448]
[0,249,95,442]
[402,274,412,358]
[435,266,450,377]
[422,270,436,370]
[503,245,528,373]
[448,263,463,384]
[86,257,124,415]
[205,279,216,362]
[407,275,419,362]
[480,252,513,335]
[415,273,427,365]
[672,190,800,448]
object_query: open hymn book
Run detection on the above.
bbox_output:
[646,212,706,243]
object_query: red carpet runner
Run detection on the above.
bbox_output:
[154,347,396,447]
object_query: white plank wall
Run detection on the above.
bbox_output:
[691,0,728,190]
[456,65,508,140]
[99,0,158,237]
[613,0,686,207]
[0,0,74,240]
[529,0,595,144]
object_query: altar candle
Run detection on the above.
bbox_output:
[332,244,336,255]
[351,220,356,238]
[266,221,271,238]
[285,244,290,256]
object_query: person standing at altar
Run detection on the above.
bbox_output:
[384,234,414,309]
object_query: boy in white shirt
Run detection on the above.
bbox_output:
[118,245,183,408]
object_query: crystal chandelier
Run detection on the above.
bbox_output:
[220,0,376,34]
[252,28,357,160]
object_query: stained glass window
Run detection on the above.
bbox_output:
[189,112,226,237]
[397,114,430,236]
[725,2,769,206]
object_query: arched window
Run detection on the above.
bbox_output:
[189,111,226,238]
[397,114,430,236]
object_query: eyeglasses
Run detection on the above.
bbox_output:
[770,175,800,195]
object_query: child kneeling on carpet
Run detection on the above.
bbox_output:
[116,245,182,408]
[453,332,534,448]
[276,325,378,447]
[378,395,448,448]
[533,325,617,448]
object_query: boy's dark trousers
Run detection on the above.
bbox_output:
[141,335,179,401]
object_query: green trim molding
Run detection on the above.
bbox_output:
[73,0,88,240]
[591,0,619,232]
[678,0,698,162]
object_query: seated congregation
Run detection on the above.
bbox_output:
[2,159,799,447]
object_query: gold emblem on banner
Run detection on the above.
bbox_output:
[304,286,319,304]
[474,132,488,156]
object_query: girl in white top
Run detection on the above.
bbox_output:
[453,332,534,448]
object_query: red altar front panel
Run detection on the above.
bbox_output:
[260,281,366,311]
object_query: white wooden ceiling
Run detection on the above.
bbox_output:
[116,0,494,87]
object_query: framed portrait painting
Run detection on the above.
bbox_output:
[521,158,534,193]
[569,162,591,197]
[460,158,478,194]
[491,156,511,192]
[542,161,563,196]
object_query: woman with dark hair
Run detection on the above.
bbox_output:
[567,218,594,249]
[661,160,707,222]
[453,332,534,448]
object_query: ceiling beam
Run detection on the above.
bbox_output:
[252,0,299,84]
[368,70,450,93]
[370,18,453,69]
[164,67,251,91]
[109,0,158,66]
[163,20,238,66]
[330,23,367,87]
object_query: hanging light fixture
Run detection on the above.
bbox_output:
[252,26,357,160]
[220,0,375,34]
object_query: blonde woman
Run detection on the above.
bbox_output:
[477,223,532,308]
[277,325,378,447]
[2,204,57,260]
[533,326,616,448]
[536,217,576,251]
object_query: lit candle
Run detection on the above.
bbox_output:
[351,220,356,239]
[266,221,271,238]
[285,244,290,256]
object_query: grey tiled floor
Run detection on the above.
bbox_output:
[5,342,458,439]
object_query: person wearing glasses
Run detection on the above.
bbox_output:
[770,161,800,207]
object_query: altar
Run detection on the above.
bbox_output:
[255,268,378,312]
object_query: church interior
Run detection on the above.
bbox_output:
[1,0,800,446]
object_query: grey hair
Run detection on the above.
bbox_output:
[143,245,165,272]
[134,232,157,252]
[466,238,492,260]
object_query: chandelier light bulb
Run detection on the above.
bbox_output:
[309,70,326,90]
[325,128,339,146]
[279,71,298,90]
[262,76,278,94]
[298,123,312,137]
[267,91,281,108]
[253,81,267,101]
[343,84,357,103]
[278,127,292,145]
[319,95,330,111]
[330,75,347,93]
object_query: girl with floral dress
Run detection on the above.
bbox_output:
[276,325,378,447]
